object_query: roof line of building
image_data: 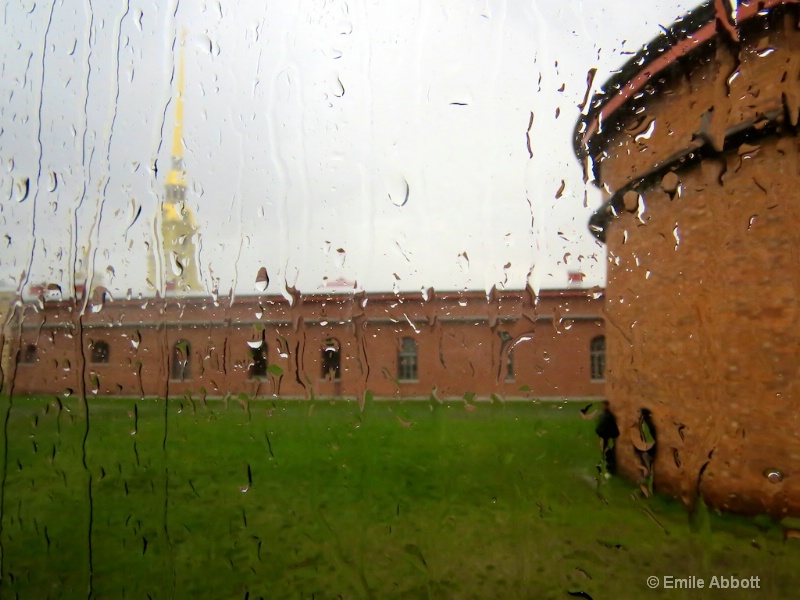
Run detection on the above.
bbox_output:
[23,287,603,311]
[23,313,604,331]
[573,0,798,162]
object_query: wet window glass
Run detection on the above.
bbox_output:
[1,0,799,597]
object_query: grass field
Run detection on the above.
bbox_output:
[0,396,797,599]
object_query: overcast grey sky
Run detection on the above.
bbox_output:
[0,0,698,299]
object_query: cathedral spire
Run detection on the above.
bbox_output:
[148,31,203,295]
[166,32,186,191]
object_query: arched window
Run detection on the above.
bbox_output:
[90,340,110,364]
[498,332,514,381]
[22,344,37,364]
[322,338,341,381]
[248,334,268,378]
[590,336,606,382]
[171,340,191,381]
[398,337,418,381]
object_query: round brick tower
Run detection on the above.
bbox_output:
[575,0,800,517]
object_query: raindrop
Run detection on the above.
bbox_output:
[47,172,58,192]
[388,177,410,207]
[333,76,345,98]
[194,34,213,54]
[661,172,679,193]
[634,119,656,142]
[623,190,640,212]
[756,47,776,57]
[555,180,566,199]
[247,340,263,349]
[672,225,680,249]
[578,67,597,112]
[747,215,758,230]
[45,283,62,301]
[255,267,269,292]
[15,177,30,202]
[765,469,783,483]
[335,248,346,268]
[457,251,470,273]
[125,201,142,235]
[170,252,184,276]
[526,112,534,158]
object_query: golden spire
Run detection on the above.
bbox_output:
[148,29,203,295]
[166,33,186,189]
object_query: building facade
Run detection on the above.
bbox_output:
[576,0,800,517]
[9,288,604,402]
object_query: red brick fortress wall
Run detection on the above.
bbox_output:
[578,3,800,517]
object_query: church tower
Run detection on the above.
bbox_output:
[150,38,203,295]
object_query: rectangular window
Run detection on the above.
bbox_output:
[398,337,418,381]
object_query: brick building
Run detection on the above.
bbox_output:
[575,0,800,516]
[9,288,605,402]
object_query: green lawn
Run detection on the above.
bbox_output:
[0,396,796,599]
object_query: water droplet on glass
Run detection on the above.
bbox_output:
[47,172,58,192]
[194,34,213,54]
[765,469,783,483]
[332,76,345,98]
[387,176,410,207]
[457,252,470,273]
[247,340,264,349]
[15,177,30,202]
[170,251,184,276]
[623,191,640,212]
[335,248,346,268]
[634,119,656,142]
[255,267,269,292]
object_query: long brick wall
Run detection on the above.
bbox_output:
[6,289,605,402]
